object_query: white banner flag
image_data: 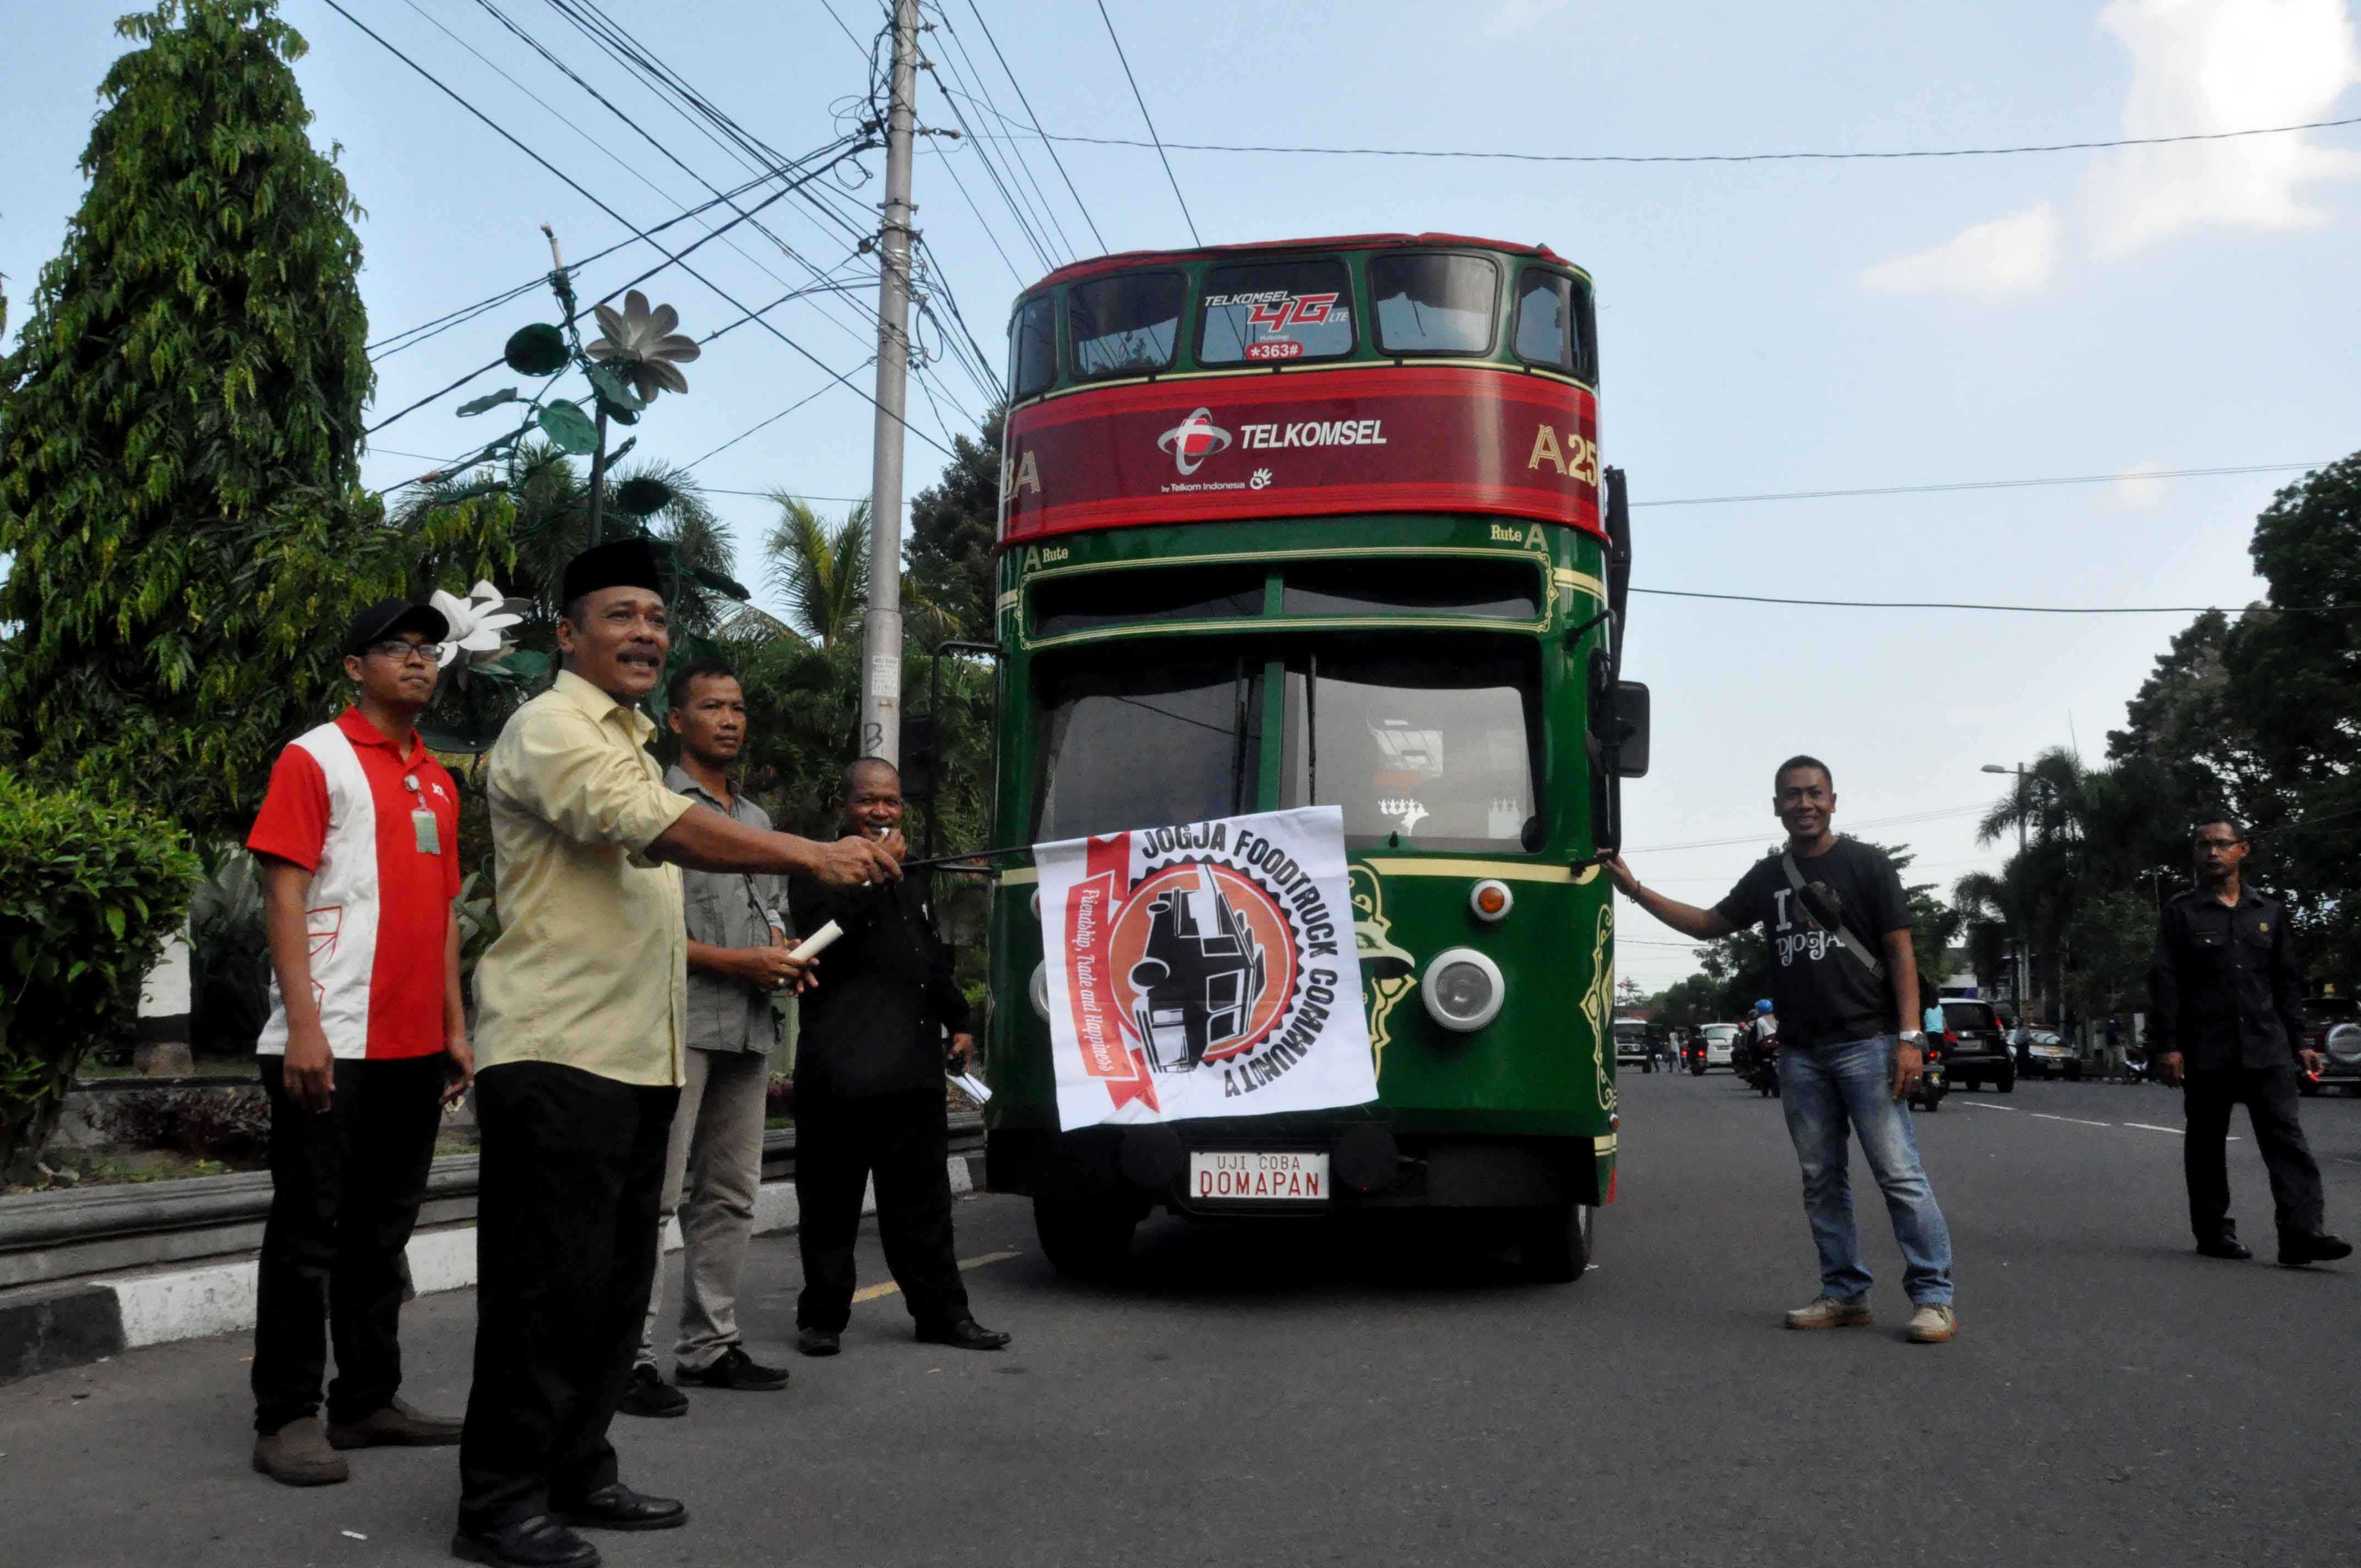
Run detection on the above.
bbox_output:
[1037,805,1378,1130]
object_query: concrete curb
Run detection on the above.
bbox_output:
[0,1155,982,1385]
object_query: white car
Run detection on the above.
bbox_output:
[1696,1022,1740,1072]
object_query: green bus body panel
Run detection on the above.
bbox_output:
[978,513,1623,1158]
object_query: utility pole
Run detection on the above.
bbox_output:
[858,0,921,767]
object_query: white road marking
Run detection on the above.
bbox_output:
[2032,1113,2113,1127]
[1959,1101,2016,1110]
[2124,1123,2184,1135]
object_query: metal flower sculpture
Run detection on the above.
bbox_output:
[586,290,700,401]
[427,580,530,668]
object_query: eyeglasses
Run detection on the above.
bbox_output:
[364,640,444,665]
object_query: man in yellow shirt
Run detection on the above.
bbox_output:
[454,538,899,1568]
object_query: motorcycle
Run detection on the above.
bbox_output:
[1911,1046,1946,1112]
[1745,1033,1781,1097]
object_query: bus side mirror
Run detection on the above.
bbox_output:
[1608,680,1649,778]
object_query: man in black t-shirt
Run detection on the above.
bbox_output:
[1606,755,1958,1344]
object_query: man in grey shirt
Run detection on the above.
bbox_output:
[621,659,806,1416]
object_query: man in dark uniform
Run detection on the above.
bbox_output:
[788,758,1010,1356]
[2151,814,2349,1268]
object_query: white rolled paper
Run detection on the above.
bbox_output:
[788,919,843,961]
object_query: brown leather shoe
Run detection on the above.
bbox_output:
[253,1417,350,1486]
[328,1396,464,1449]
[1783,1295,1874,1330]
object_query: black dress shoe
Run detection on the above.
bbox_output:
[2196,1237,2253,1260]
[450,1515,600,1567]
[616,1363,687,1419]
[2279,1232,2354,1267]
[796,1327,841,1357]
[554,1483,688,1533]
[915,1317,1011,1351]
[675,1344,789,1391]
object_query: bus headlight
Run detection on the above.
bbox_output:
[1468,879,1513,923]
[1422,948,1505,1032]
[1030,961,1050,1020]
[1030,888,1042,921]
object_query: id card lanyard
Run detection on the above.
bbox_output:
[403,774,440,855]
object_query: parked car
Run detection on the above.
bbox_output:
[2298,992,2361,1096]
[1939,999,2015,1092]
[1697,1022,1740,1074]
[2023,1029,2078,1081]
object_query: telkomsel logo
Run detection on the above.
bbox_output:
[1156,408,1233,476]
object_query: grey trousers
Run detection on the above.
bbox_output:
[637,1047,771,1371]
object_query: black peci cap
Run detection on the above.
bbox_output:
[345,598,450,658]
[560,536,665,611]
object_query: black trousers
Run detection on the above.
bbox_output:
[795,1088,969,1333]
[2183,1065,2326,1243]
[252,1053,445,1434]
[459,1063,677,1531]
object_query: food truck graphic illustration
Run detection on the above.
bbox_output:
[1127,864,1271,1074]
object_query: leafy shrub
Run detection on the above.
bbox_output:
[99,1085,271,1163]
[189,846,271,1054]
[0,771,201,1181]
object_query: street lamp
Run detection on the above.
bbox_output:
[1981,763,2028,1010]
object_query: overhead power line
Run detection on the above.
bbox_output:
[1091,0,1200,246]
[1631,461,2330,509]
[1024,111,2361,166]
[1631,588,2358,615]
[953,1,1108,254]
[323,0,950,456]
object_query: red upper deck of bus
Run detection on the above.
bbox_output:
[997,234,1601,549]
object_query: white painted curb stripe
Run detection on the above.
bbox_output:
[112,1157,973,1351]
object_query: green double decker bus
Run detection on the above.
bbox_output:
[970,232,1647,1282]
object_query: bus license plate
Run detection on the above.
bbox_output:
[1188,1150,1329,1203]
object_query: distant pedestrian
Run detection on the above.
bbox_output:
[788,759,1009,1357]
[619,658,799,1420]
[2148,815,2349,1268]
[454,539,899,1568]
[244,599,471,1487]
[1607,755,1956,1343]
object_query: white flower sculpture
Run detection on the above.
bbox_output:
[586,289,700,401]
[428,581,530,669]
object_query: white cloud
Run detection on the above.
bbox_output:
[2092,0,2361,251]
[1859,202,2060,294]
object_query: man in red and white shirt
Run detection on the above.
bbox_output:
[244,598,474,1487]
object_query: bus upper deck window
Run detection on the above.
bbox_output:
[1071,272,1183,378]
[1009,295,1057,399]
[1514,271,1574,373]
[1198,259,1354,365]
[1371,253,1499,356]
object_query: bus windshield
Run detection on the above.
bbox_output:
[1031,649,1265,841]
[1279,638,1542,852]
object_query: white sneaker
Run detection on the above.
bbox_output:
[1906,1303,1958,1343]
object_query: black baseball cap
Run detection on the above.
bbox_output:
[344,598,450,658]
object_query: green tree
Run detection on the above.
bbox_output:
[763,496,871,650]
[0,1,437,842]
[905,409,1003,645]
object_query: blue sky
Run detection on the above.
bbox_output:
[6,1,2357,988]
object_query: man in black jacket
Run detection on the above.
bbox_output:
[787,759,1010,1355]
[2150,815,2349,1268]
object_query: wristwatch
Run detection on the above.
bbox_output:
[1897,1031,1927,1047]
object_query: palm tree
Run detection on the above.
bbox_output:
[763,495,870,650]
[759,493,962,652]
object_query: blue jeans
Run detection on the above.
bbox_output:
[1778,1034,1954,1306]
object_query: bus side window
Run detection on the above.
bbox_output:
[1009,295,1058,399]
[1513,271,1572,372]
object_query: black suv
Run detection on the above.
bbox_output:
[1939,999,2015,1092]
